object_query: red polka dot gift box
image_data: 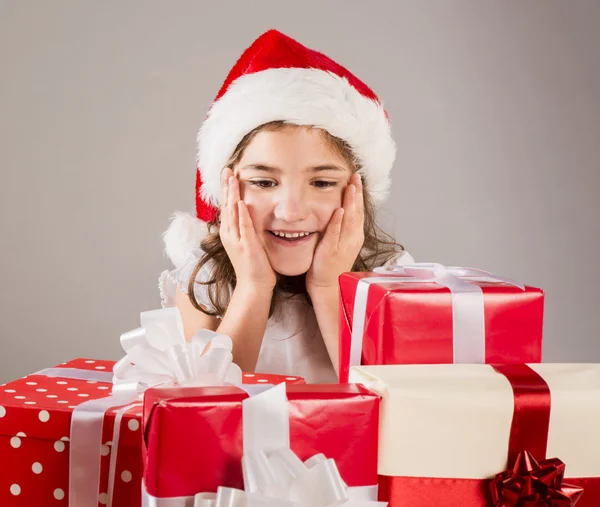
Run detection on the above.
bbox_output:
[0,358,304,506]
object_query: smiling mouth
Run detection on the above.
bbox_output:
[267,231,316,243]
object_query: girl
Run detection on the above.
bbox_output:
[159,30,413,383]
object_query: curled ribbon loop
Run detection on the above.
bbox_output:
[112,307,242,394]
[491,450,584,507]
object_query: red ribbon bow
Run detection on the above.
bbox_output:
[491,450,584,507]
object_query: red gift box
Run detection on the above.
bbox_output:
[338,267,544,382]
[0,358,304,506]
[142,383,380,504]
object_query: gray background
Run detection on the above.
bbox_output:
[1,1,599,382]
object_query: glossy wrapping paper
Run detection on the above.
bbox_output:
[350,363,600,507]
[338,271,544,383]
[142,383,380,500]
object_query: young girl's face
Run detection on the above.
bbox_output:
[233,126,353,277]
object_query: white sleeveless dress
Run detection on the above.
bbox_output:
[159,250,415,383]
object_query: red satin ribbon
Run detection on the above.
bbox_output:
[378,475,598,507]
[492,364,551,466]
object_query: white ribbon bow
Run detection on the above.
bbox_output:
[112,307,242,393]
[192,384,386,507]
[70,307,242,507]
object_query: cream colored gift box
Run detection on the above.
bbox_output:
[349,363,600,507]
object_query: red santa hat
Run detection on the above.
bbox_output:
[164,29,396,267]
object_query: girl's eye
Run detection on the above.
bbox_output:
[313,180,338,189]
[249,180,277,189]
[248,180,338,189]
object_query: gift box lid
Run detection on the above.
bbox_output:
[350,363,600,480]
[0,358,142,449]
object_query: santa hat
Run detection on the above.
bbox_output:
[164,29,396,268]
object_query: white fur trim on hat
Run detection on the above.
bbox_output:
[163,212,208,268]
[197,67,396,209]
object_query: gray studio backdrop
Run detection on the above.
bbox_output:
[1,1,599,382]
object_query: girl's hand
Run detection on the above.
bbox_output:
[306,173,365,292]
[219,168,277,290]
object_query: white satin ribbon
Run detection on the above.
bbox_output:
[69,394,139,507]
[35,367,114,383]
[350,263,525,369]
[67,307,242,507]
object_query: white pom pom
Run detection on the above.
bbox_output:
[163,212,209,268]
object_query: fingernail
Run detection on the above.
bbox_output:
[229,176,234,185]
[351,184,356,195]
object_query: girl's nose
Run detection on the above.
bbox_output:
[273,188,309,222]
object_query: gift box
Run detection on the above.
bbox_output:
[0,358,304,507]
[142,383,381,505]
[350,363,600,506]
[338,264,544,382]
[0,358,142,507]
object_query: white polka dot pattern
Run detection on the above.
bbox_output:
[10,484,21,496]
[32,462,43,474]
[54,488,65,500]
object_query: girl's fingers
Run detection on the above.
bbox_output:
[355,173,364,222]
[324,208,344,248]
[228,176,240,241]
[220,169,231,233]
[341,181,356,231]
[237,200,255,244]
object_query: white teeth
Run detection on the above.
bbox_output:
[272,231,310,238]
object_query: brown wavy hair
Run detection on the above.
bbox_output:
[188,121,405,317]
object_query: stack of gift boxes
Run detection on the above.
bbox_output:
[1,263,598,506]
